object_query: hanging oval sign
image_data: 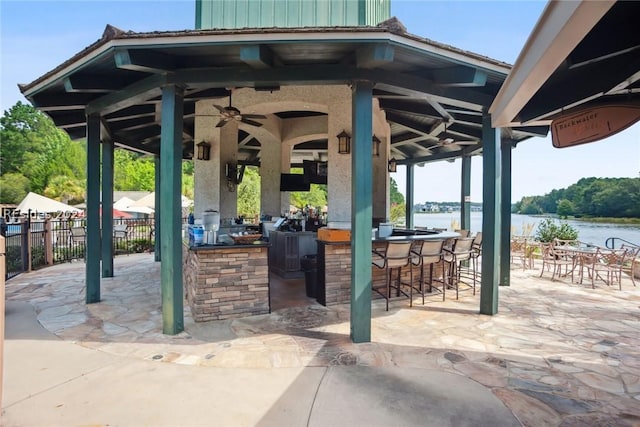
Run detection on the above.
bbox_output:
[551,103,640,148]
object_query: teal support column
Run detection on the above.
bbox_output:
[480,113,501,315]
[160,85,184,335]
[405,163,414,229]
[154,155,161,262]
[500,143,513,286]
[86,114,101,303]
[101,140,114,278]
[350,80,373,343]
[461,156,471,231]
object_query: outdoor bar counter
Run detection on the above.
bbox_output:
[316,230,460,306]
[183,241,270,322]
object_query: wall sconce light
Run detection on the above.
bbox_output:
[388,158,397,173]
[196,141,211,161]
[337,130,351,154]
[372,135,381,156]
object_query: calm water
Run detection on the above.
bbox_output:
[413,212,640,247]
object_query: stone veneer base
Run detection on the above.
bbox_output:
[183,244,270,321]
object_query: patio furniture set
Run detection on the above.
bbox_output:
[512,237,639,289]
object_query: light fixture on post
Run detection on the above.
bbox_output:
[372,135,381,156]
[196,141,211,161]
[388,157,397,173]
[337,130,351,154]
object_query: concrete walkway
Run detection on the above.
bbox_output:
[3,253,640,426]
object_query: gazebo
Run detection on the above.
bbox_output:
[19,1,543,342]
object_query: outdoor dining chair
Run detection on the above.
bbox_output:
[620,244,639,287]
[410,239,446,303]
[583,247,628,290]
[538,241,577,282]
[372,241,413,311]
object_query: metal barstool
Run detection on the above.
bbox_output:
[372,241,413,310]
[410,239,446,303]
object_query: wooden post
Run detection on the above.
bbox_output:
[160,85,184,335]
[405,163,414,229]
[1,235,6,406]
[461,155,472,232]
[86,114,101,303]
[44,217,54,265]
[480,113,501,315]
[500,143,513,286]
[101,140,114,278]
[350,80,373,343]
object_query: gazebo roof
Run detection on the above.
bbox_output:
[20,18,547,165]
[490,1,640,128]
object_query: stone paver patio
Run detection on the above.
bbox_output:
[5,253,640,426]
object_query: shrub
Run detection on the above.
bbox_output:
[534,218,579,242]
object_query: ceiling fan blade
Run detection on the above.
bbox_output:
[213,104,226,113]
[242,113,267,120]
[241,118,263,127]
[215,119,228,128]
[455,140,478,145]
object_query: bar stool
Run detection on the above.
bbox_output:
[411,239,446,303]
[443,237,476,299]
[372,241,413,311]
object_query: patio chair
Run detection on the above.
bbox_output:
[443,237,476,299]
[583,247,628,290]
[620,244,639,286]
[538,241,576,281]
[113,223,130,255]
[410,239,446,303]
[372,241,413,311]
[511,237,532,270]
[469,232,483,280]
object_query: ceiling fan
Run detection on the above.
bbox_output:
[213,91,266,128]
[435,121,477,149]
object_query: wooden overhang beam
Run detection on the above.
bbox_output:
[356,43,394,69]
[431,66,488,87]
[86,74,166,116]
[115,48,176,74]
[378,99,441,118]
[240,45,275,69]
[31,93,97,111]
[63,75,130,93]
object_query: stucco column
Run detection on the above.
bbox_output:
[327,87,352,223]
[194,101,220,218]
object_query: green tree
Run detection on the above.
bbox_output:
[556,199,574,218]
[44,175,85,205]
[1,102,85,193]
[237,166,260,220]
[0,172,30,203]
[114,150,155,191]
[390,177,404,205]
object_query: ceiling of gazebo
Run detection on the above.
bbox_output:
[20,18,548,166]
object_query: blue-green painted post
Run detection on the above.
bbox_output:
[160,85,184,335]
[154,155,161,262]
[86,114,101,303]
[500,142,513,286]
[480,113,501,315]
[405,163,414,229]
[350,80,373,343]
[101,140,114,278]
[461,156,471,232]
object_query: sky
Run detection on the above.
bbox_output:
[1,0,638,203]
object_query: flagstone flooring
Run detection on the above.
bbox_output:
[5,253,640,426]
